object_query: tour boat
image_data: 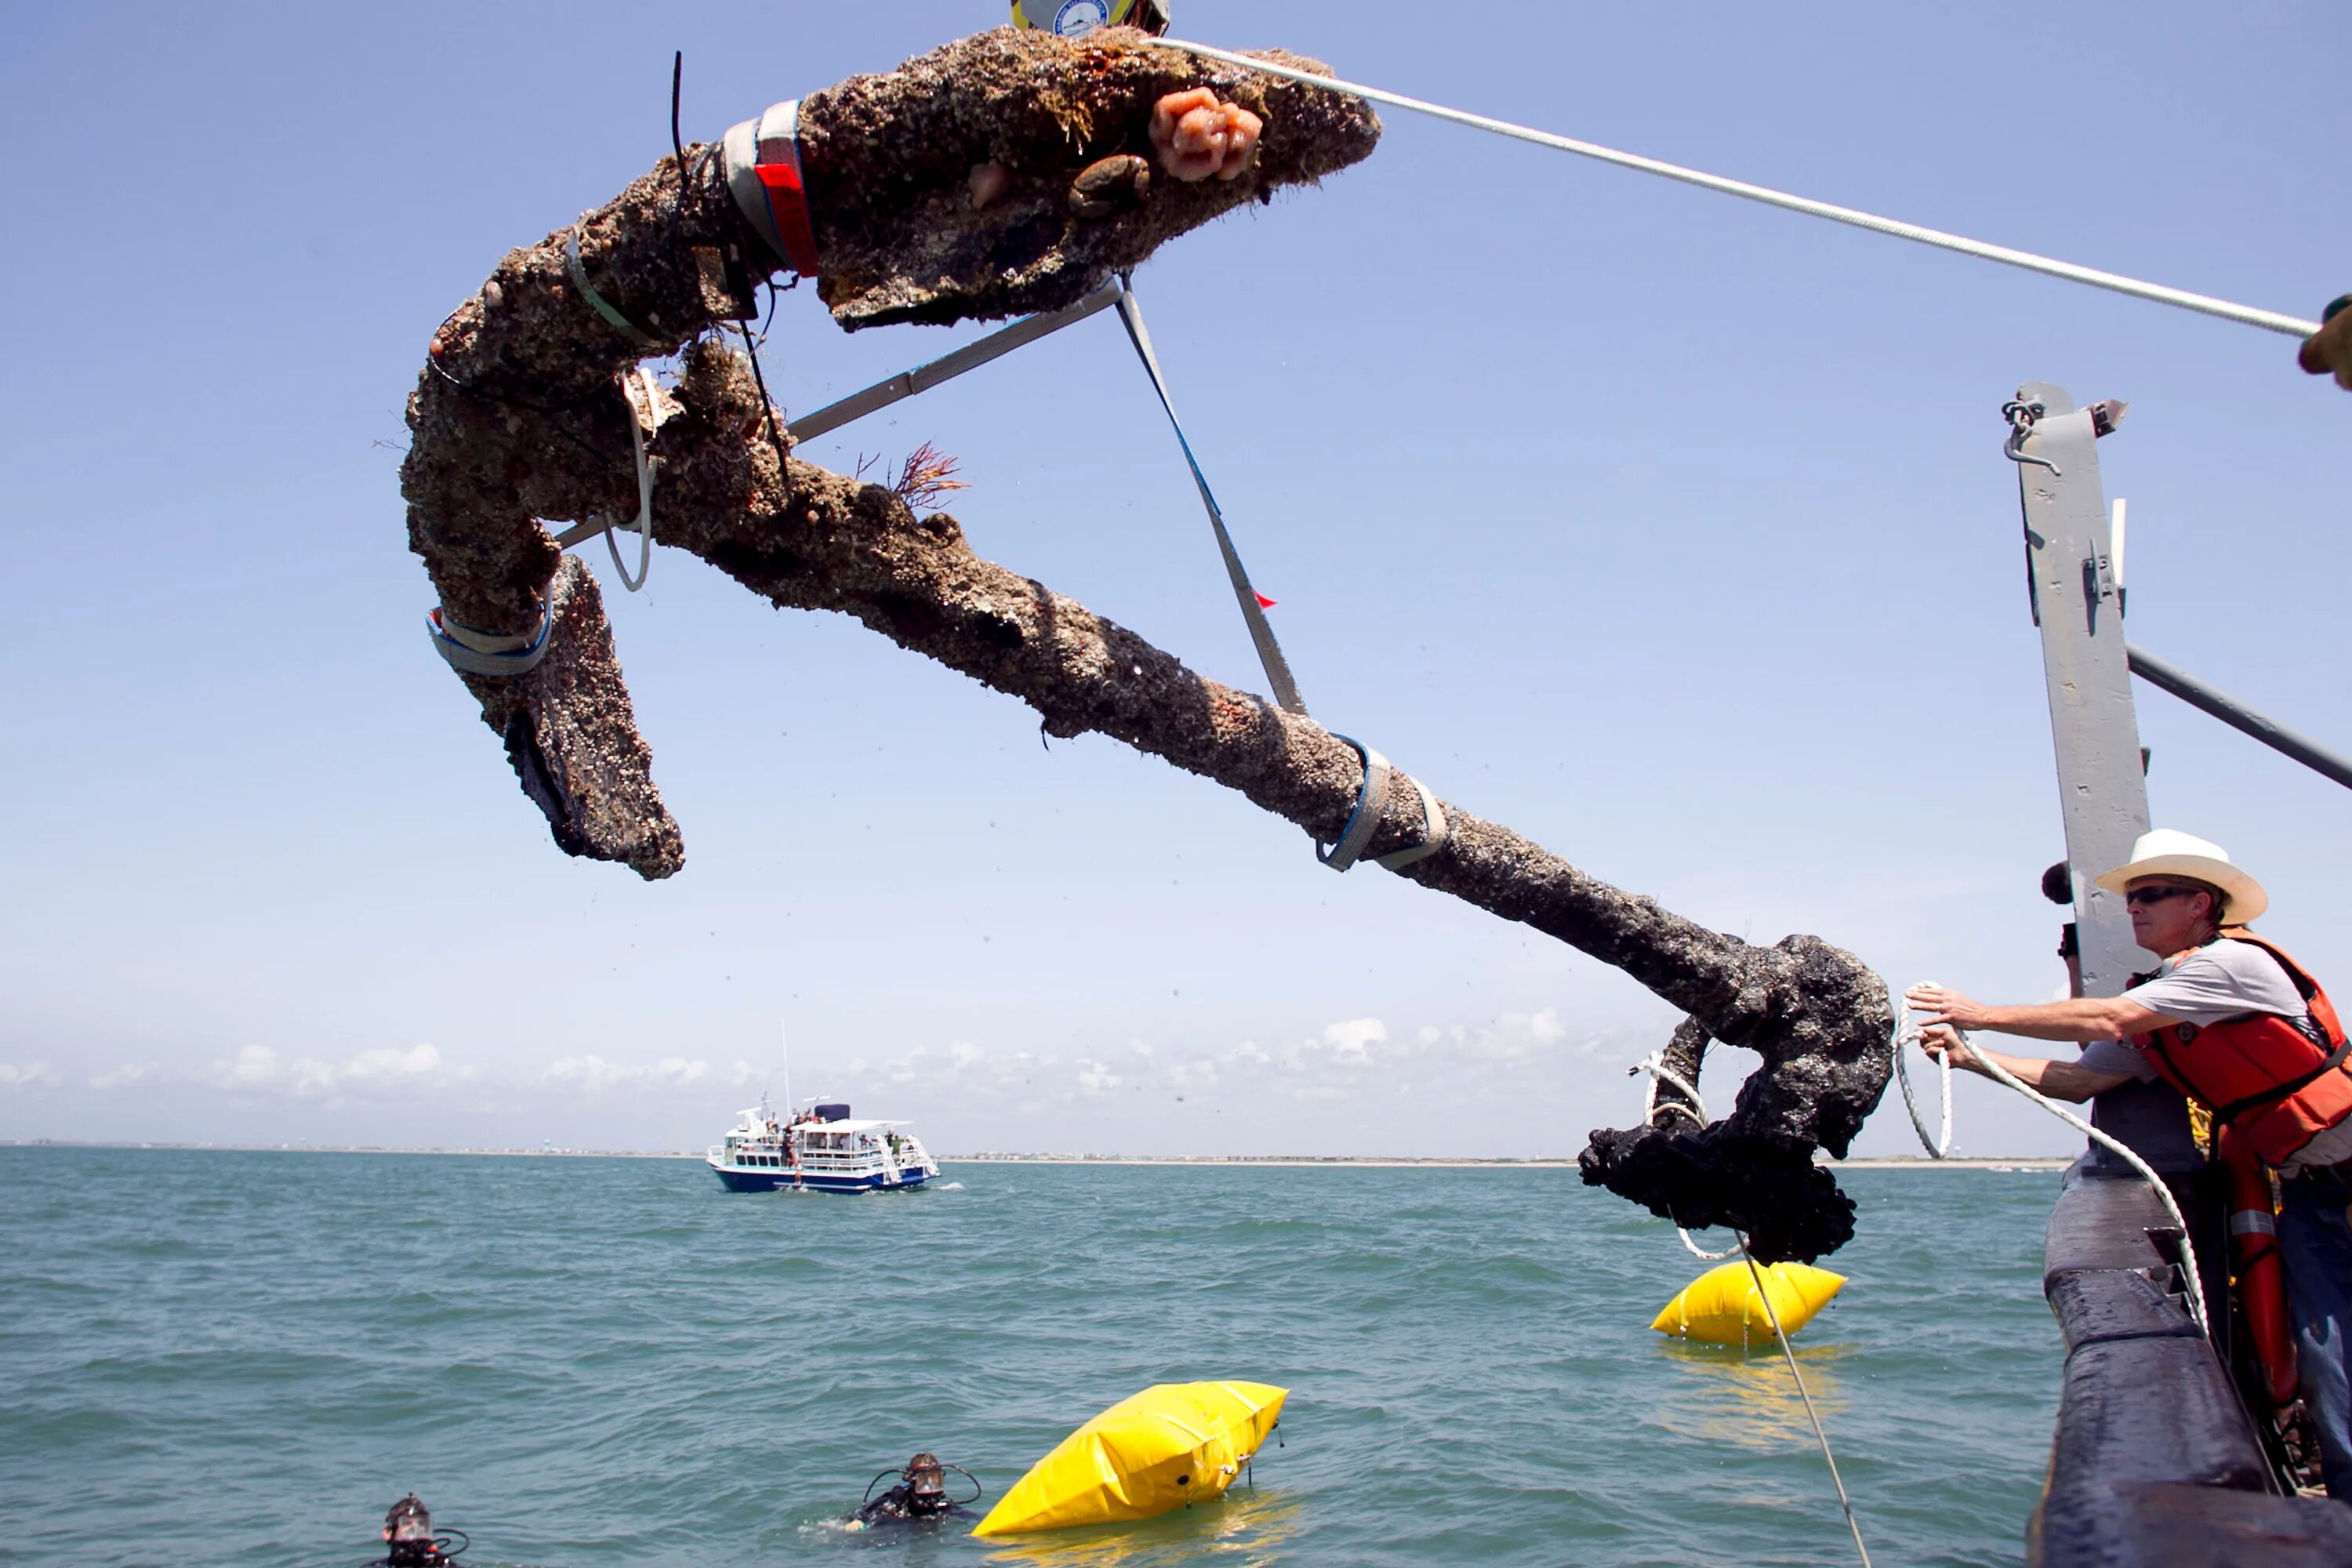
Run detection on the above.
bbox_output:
[705,1098,941,1193]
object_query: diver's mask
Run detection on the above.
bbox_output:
[906,1454,949,1515]
[382,1494,456,1568]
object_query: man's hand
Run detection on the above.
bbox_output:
[1916,1022,1982,1072]
[2299,295,2352,390]
[1905,982,1993,1031]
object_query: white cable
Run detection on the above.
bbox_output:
[1738,1236,1874,1568]
[1631,1054,1737,1261]
[1892,1005,1953,1158]
[1893,990,2207,1338]
[1156,38,2322,341]
[1628,1055,1871,1564]
[604,368,659,593]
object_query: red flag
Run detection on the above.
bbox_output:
[1254,592,1278,610]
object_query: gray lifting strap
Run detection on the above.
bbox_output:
[1114,276,1308,717]
[426,592,557,679]
[1318,735,1450,874]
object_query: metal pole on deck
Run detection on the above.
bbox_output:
[2011,382,2149,997]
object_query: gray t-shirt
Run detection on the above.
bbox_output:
[2074,938,2312,1174]
[2121,939,2307,1027]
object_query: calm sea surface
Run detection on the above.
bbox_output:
[2,1149,2066,1567]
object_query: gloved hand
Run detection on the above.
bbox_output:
[2299,295,2352,390]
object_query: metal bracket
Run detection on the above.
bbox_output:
[2012,381,2150,998]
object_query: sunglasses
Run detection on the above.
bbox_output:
[2123,884,2201,909]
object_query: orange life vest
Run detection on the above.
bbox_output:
[2132,932,2352,1169]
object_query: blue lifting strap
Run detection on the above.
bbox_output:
[1114,275,1307,717]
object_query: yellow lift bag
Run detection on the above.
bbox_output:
[1652,1261,1846,1346]
[973,1380,1287,1537]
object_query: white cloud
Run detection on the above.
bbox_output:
[733,1003,1632,1128]
[1321,1017,1388,1063]
[205,1042,452,1098]
[0,1061,64,1090]
[222,1044,281,1087]
[542,1054,710,1092]
[87,1065,151,1090]
[340,1044,441,1083]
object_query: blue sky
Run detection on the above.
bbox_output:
[3,2,2347,1158]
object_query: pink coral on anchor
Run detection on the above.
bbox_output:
[1149,87,1264,182]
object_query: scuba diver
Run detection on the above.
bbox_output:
[845,1452,983,1530]
[376,1495,467,1567]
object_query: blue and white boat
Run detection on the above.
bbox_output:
[706,1098,941,1193]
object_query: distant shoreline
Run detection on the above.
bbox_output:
[1,1140,2067,1171]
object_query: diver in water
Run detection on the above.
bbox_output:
[846,1452,982,1530]
[376,1494,466,1567]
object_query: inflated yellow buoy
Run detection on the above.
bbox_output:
[973,1380,1287,1537]
[1652,1261,1846,1345]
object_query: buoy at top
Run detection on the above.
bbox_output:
[1653,1261,1846,1346]
[1010,0,1170,39]
[974,1380,1286,1537]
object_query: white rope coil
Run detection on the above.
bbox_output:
[1157,38,2321,341]
[1631,1054,1737,1261]
[1891,1000,1953,1159]
[1891,986,2207,1338]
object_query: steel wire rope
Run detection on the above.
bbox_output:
[1737,1237,1873,1568]
[1154,38,2322,340]
[1627,1056,1871,1566]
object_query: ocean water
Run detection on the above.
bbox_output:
[1,1148,2067,1567]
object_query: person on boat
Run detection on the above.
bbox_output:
[1973,858,2232,1337]
[1910,829,2352,1500]
[847,1453,976,1530]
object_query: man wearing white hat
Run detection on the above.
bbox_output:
[1908,829,2352,1500]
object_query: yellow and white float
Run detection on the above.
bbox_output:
[1652,1261,1846,1346]
[973,1380,1287,1537]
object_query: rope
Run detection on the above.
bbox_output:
[1113,275,1308,714]
[1738,1236,1874,1568]
[603,369,660,592]
[1891,991,2208,1337]
[1155,38,2323,341]
[1630,1054,1737,1261]
[1627,1056,1870,1564]
[1893,1011,1953,1158]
